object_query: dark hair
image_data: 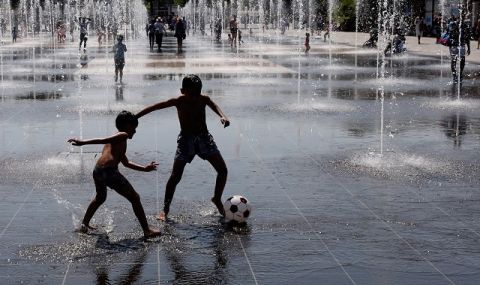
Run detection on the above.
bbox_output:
[182,74,202,95]
[115,110,138,131]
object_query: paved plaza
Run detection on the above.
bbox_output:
[1,31,480,284]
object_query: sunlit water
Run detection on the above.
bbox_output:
[1,31,480,284]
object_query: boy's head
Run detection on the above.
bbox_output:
[306,32,310,37]
[116,110,138,138]
[117,35,124,42]
[181,74,202,96]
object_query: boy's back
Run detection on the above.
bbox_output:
[114,42,127,61]
[175,95,210,135]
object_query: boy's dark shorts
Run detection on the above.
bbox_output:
[80,33,88,42]
[115,59,125,69]
[93,166,130,191]
[175,132,220,163]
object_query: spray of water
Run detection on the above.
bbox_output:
[52,188,84,227]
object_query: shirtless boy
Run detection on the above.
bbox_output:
[136,74,230,221]
[68,111,161,238]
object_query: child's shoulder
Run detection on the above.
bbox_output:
[111,132,129,142]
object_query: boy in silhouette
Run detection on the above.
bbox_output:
[136,75,230,221]
[79,17,91,51]
[305,32,311,53]
[68,111,161,238]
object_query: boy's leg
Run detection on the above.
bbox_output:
[460,56,466,81]
[158,159,187,221]
[82,177,108,229]
[111,177,160,237]
[119,66,124,82]
[114,64,118,82]
[451,56,458,81]
[206,153,227,216]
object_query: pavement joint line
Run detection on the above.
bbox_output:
[0,182,38,239]
[242,128,357,285]
[61,262,71,285]
[272,125,456,285]
[238,236,259,285]
[157,244,161,285]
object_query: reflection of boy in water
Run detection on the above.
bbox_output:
[441,113,467,148]
[67,111,161,239]
[136,75,230,221]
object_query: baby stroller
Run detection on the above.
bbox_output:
[363,28,378,48]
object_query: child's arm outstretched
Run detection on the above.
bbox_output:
[136,98,177,119]
[205,96,230,128]
[67,132,128,146]
[121,155,158,172]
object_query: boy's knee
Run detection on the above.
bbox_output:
[95,193,107,204]
[128,192,141,203]
[170,172,183,183]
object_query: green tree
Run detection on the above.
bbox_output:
[334,0,356,31]
[10,0,20,10]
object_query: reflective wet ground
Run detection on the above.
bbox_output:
[1,32,480,284]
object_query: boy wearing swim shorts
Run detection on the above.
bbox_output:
[136,75,230,221]
[68,111,161,238]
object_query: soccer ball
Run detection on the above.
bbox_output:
[223,195,252,223]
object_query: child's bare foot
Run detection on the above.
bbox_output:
[156,211,167,221]
[211,197,225,217]
[144,228,162,238]
[76,223,96,233]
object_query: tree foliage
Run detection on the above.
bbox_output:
[334,0,356,31]
[10,0,20,10]
[173,0,189,7]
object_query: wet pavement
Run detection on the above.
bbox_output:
[1,31,480,284]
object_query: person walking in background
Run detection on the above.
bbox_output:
[475,19,480,49]
[324,25,330,42]
[238,29,243,45]
[154,18,166,51]
[174,17,186,50]
[69,20,75,42]
[148,19,155,50]
[214,18,222,41]
[113,35,127,83]
[12,25,17,43]
[79,17,91,51]
[415,16,423,44]
[305,32,310,53]
[229,15,238,47]
[447,13,471,84]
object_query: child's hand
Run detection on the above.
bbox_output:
[221,117,230,128]
[145,161,159,172]
[68,138,84,146]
